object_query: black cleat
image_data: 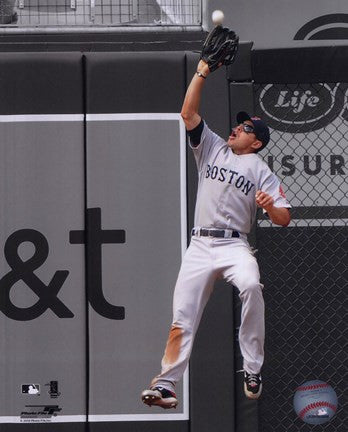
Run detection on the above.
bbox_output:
[141,386,178,409]
[244,371,262,399]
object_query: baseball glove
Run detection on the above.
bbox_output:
[200,25,239,72]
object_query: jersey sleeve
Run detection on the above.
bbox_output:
[189,120,226,171]
[260,169,291,209]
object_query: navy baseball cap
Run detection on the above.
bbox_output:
[236,111,270,149]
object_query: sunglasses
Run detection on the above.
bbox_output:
[241,123,255,134]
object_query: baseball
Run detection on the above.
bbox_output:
[293,380,338,425]
[212,10,224,25]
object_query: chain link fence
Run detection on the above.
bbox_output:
[0,0,201,27]
[254,82,347,431]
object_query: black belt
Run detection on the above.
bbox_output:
[192,228,240,238]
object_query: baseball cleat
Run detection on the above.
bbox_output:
[141,386,178,409]
[244,371,262,399]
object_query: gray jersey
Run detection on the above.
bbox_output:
[190,121,291,234]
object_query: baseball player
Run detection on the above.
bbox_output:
[141,45,291,409]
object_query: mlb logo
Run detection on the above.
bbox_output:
[21,384,40,395]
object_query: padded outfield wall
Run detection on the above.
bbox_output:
[0,46,346,432]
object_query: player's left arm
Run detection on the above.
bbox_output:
[255,190,291,227]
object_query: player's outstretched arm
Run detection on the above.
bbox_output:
[255,190,291,227]
[181,25,238,131]
[180,60,210,131]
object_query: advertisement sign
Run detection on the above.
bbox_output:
[255,84,347,209]
[0,115,86,423]
[86,114,189,421]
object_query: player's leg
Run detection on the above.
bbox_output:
[219,238,264,399]
[142,236,216,408]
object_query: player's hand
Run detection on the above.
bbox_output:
[255,190,274,211]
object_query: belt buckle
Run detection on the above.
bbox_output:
[208,229,217,237]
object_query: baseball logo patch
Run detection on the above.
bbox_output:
[279,185,287,199]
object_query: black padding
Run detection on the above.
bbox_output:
[186,53,235,432]
[257,226,347,431]
[0,52,83,115]
[85,52,185,113]
[0,31,206,53]
[252,46,348,83]
[190,282,235,432]
[233,291,260,432]
[186,51,230,138]
[227,41,254,82]
[0,424,87,432]
[229,83,255,129]
[185,53,200,238]
[0,422,189,432]
[88,421,189,432]
[185,50,231,234]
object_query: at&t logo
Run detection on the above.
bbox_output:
[0,208,125,321]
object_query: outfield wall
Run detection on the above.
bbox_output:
[0,46,346,432]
